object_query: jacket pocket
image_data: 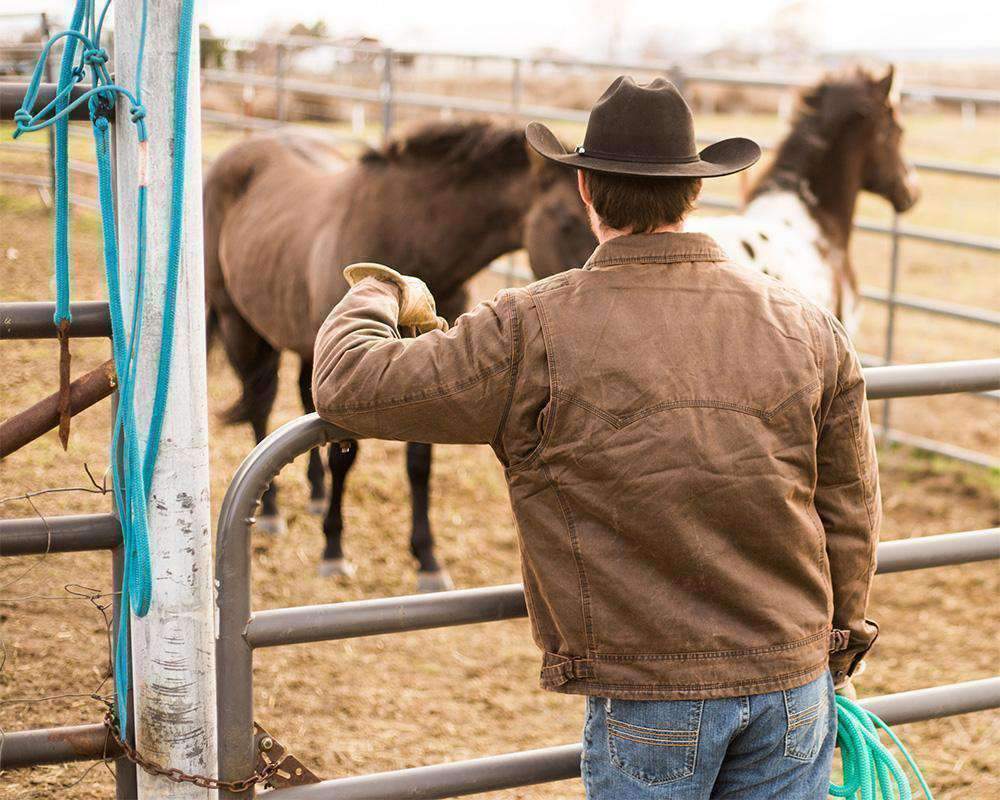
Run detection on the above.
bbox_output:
[783,673,832,761]
[606,698,702,786]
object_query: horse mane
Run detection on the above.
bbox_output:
[749,68,885,199]
[361,119,530,181]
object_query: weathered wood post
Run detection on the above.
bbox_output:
[113,1,217,797]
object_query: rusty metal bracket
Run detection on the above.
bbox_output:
[254,722,321,789]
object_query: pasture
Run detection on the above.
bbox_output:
[1,97,998,799]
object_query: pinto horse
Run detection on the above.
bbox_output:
[527,67,921,334]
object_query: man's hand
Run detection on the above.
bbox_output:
[343,262,449,334]
[834,675,857,700]
[834,659,864,699]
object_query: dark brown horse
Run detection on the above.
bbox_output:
[527,67,920,333]
[204,121,591,590]
[205,67,917,592]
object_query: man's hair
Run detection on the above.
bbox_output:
[582,170,702,233]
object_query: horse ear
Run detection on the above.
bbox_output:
[875,65,895,99]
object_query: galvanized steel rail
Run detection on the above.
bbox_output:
[263,679,1000,800]
[215,358,1000,798]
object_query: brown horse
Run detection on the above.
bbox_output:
[204,121,591,590]
[205,67,917,591]
[527,66,921,333]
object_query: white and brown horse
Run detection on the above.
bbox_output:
[528,66,921,334]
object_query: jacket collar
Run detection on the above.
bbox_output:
[583,231,727,270]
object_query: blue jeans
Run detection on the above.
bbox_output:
[582,671,836,799]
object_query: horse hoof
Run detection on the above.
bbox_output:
[417,569,454,593]
[255,515,287,536]
[307,498,326,516]
[319,558,356,578]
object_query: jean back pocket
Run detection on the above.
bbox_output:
[605,698,703,786]
[782,674,832,761]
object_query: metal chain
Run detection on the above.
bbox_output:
[103,711,285,793]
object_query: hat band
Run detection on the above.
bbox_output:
[575,145,700,165]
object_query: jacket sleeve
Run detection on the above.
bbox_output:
[312,277,519,446]
[815,317,882,684]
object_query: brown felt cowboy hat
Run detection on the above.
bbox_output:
[527,75,760,178]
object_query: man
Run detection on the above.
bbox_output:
[313,76,880,799]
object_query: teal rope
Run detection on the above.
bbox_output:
[831,695,933,800]
[13,0,193,737]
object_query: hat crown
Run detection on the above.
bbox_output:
[581,76,698,165]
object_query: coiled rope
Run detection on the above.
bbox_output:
[831,694,933,800]
[13,0,195,736]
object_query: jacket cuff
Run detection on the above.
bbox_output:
[828,619,879,684]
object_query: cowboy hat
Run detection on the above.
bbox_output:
[526,75,760,178]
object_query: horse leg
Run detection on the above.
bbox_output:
[407,442,453,592]
[297,357,327,515]
[319,441,359,577]
[217,308,284,534]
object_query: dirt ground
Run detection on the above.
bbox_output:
[1,102,998,800]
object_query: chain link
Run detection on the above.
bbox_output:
[104,711,285,793]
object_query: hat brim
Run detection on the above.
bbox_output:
[526,121,761,178]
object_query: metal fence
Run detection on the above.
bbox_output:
[0,300,137,797]
[3,24,997,465]
[194,38,1000,468]
[213,358,1000,799]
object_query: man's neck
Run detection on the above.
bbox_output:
[591,215,686,245]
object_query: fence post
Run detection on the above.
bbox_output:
[113,1,217,797]
[882,211,902,438]
[275,43,287,123]
[511,56,523,118]
[381,47,394,144]
[670,64,687,96]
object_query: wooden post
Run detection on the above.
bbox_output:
[113,1,217,797]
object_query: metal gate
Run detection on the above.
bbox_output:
[214,358,1000,800]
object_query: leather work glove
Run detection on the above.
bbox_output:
[343,262,449,335]
[834,675,858,700]
[834,660,864,700]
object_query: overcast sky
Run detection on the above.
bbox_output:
[3,0,998,57]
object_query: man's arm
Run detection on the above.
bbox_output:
[815,318,882,687]
[312,277,518,445]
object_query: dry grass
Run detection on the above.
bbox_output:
[0,99,998,800]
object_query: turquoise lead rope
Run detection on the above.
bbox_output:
[13,0,195,736]
[831,695,933,800]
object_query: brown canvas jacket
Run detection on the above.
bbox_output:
[313,231,881,700]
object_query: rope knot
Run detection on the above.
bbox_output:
[83,47,109,65]
[129,104,147,124]
[13,108,32,127]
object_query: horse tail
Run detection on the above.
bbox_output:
[218,343,281,426]
[205,303,218,350]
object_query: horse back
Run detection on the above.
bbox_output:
[206,136,354,356]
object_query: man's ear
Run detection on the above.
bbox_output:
[577,170,591,205]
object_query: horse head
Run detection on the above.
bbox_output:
[523,141,594,279]
[856,66,920,213]
[783,66,921,217]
